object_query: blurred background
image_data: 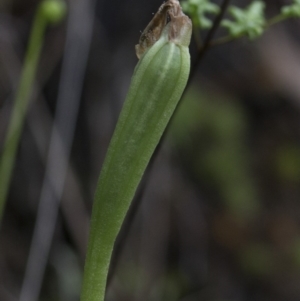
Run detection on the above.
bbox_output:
[1,0,300,300]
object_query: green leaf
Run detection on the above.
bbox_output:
[221,1,266,39]
[182,0,220,29]
[281,0,300,18]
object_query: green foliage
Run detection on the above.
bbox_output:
[221,1,266,39]
[181,0,300,45]
[182,0,220,29]
[281,0,300,18]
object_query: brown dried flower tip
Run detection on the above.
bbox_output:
[135,0,192,59]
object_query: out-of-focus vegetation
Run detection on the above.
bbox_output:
[1,0,300,301]
[169,88,260,218]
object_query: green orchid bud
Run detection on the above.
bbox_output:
[80,1,192,301]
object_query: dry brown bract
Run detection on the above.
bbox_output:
[135,0,192,59]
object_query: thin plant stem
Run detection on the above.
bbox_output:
[267,14,287,27]
[190,0,231,79]
[19,0,96,300]
[210,34,239,46]
[209,14,291,48]
[0,5,48,222]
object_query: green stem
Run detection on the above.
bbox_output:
[209,34,239,46]
[267,14,288,27]
[0,5,50,221]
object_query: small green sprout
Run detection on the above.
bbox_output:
[182,0,220,29]
[281,0,300,18]
[221,1,266,39]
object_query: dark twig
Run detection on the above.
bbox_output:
[189,0,231,82]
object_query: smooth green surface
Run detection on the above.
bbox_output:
[80,34,190,301]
